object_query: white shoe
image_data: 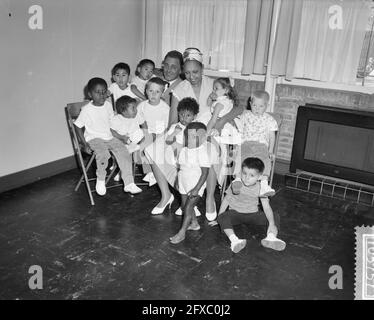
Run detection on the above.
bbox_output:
[95,180,106,196]
[151,194,174,215]
[143,172,152,182]
[260,180,275,197]
[206,211,217,222]
[175,206,201,217]
[148,172,157,187]
[261,233,286,251]
[127,143,140,154]
[231,239,247,253]
[124,183,142,194]
[113,173,120,181]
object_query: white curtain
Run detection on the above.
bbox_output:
[162,0,214,66]
[293,0,370,84]
[210,0,247,72]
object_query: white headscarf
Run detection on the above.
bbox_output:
[183,47,203,64]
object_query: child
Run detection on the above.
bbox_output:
[74,77,142,196]
[111,95,153,184]
[130,59,155,100]
[170,122,211,244]
[206,77,241,145]
[165,97,201,217]
[232,90,278,197]
[218,157,286,253]
[107,62,137,104]
[137,77,170,185]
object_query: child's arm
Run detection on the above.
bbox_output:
[218,196,230,215]
[166,125,183,144]
[260,197,277,235]
[268,130,276,158]
[168,95,179,129]
[130,84,147,100]
[75,126,92,154]
[215,104,245,133]
[207,103,224,134]
[187,167,209,198]
[111,129,130,144]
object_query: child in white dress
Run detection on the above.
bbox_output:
[130,59,155,101]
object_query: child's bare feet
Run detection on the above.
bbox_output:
[187,221,200,231]
[170,232,185,244]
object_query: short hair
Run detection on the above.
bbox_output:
[145,77,167,91]
[87,77,107,92]
[252,90,270,103]
[111,62,130,76]
[164,50,184,69]
[242,157,265,174]
[177,97,199,115]
[116,95,137,114]
[135,59,155,76]
[184,121,207,147]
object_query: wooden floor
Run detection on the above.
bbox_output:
[0,168,373,300]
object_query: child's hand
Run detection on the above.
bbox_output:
[174,125,183,134]
[209,92,217,101]
[267,224,278,237]
[210,128,219,137]
[82,144,92,155]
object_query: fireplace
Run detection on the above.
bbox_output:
[286,104,374,206]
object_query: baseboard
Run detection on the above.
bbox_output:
[274,158,290,176]
[0,156,77,194]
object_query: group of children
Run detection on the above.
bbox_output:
[74,59,286,254]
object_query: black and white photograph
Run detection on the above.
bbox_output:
[0,0,373,305]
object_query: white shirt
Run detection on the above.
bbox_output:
[74,101,114,142]
[111,114,144,143]
[167,122,186,145]
[137,100,170,134]
[212,96,233,118]
[108,83,137,102]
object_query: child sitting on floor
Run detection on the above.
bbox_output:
[165,97,201,217]
[218,157,286,253]
[232,90,278,197]
[170,122,211,244]
[130,59,155,101]
[107,62,137,104]
[74,77,142,195]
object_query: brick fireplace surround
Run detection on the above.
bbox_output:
[234,80,374,175]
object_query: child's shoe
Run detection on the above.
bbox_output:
[95,180,106,196]
[148,172,157,186]
[174,206,201,217]
[143,172,152,182]
[261,233,286,251]
[124,183,142,194]
[230,239,247,253]
[113,173,120,181]
[206,211,217,222]
[231,177,243,195]
[259,179,275,197]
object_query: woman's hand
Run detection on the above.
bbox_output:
[188,187,199,198]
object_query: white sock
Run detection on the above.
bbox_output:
[229,234,239,243]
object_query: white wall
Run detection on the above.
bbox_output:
[0,0,143,177]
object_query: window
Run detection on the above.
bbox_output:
[162,0,247,72]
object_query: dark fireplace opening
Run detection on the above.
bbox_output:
[290,104,374,187]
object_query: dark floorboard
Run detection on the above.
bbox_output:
[0,169,373,300]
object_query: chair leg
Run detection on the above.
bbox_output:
[75,154,95,191]
[269,157,276,188]
[75,152,95,205]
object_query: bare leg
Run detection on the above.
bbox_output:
[151,163,172,207]
[170,195,200,244]
[206,167,217,213]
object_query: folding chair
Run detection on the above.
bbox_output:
[219,112,283,201]
[65,101,118,205]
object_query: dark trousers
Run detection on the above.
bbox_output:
[217,209,280,232]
